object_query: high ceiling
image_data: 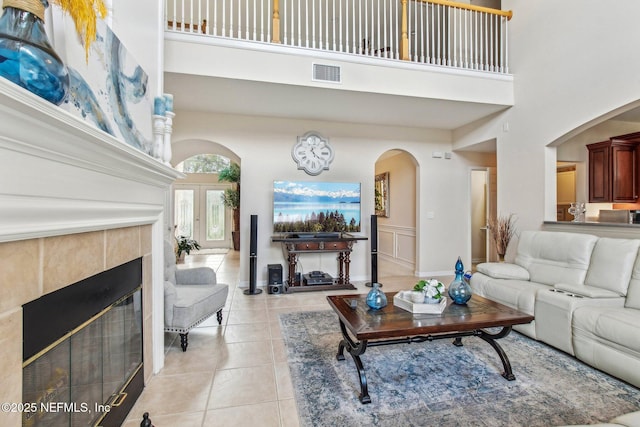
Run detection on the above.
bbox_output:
[164,73,510,131]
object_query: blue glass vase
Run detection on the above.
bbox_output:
[366,283,387,310]
[0,0,69,105]
[448,256,472,305]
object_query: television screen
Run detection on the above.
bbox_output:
[273,181,361,233]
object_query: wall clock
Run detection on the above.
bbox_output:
[292,131,334,176]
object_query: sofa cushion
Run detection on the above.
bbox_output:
[514,231,597,286]
[480,278,550,315]
[624,252,640,310]
[573,306,640,354]
[584,238,640,296]
[168,284,229,332]
[176,267,217,285]
[476,262,530,281]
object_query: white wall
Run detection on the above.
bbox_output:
[112,0,164,95]
[455,1,640,250]
[171,112,495,282]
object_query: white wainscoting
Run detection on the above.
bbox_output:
[378,224,416,273]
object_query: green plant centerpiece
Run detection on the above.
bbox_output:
[413,279,445,303]
[175,235,201,261]
[218,163,241,251]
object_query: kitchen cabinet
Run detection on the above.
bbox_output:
[587,133,640,203]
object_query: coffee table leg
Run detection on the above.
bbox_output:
[478,326,516,381]
[336,320,371,404]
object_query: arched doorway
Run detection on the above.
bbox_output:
[375,149,418,277]
[171,140,241,250]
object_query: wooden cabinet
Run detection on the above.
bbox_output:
[587,133,640,203]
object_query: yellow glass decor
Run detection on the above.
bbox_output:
[51,0,107,61]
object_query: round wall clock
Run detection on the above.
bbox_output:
[292,132,334,176]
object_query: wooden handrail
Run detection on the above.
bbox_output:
[415,0,513,21]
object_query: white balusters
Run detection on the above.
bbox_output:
[164,0,510,74]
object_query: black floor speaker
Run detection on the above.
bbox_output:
[366,214,382,287]
[267,264,283,294]
[244,214,262,295]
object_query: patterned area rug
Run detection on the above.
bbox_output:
[280,310,640,427]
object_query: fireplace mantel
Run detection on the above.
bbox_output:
[0,78,183,243]
[0,78,180,423]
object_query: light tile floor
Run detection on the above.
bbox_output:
[124,250,451,427]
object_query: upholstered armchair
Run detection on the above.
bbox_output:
[164,240,229,351]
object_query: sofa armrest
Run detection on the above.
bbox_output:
[554,283,622,298]
[176,267,217,285]
[476,262,530,281]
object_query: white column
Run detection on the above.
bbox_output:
[163,111,175,165]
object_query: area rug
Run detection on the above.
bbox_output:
[280,310,640,427]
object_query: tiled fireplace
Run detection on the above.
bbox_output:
[0,226,154,426]
[0,79,181,426]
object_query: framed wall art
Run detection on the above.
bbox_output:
[375,172,389,217]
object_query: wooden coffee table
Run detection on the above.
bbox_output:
[326,292,534,404]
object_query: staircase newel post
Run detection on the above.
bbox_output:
[401,0,409,60]
[272,0,281,43]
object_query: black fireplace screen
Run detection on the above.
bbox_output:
[22,258,143,427]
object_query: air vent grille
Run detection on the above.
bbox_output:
[313,64,341,83]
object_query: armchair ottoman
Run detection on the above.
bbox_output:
[163,241,229,351]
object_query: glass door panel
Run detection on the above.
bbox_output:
[174,185,230,248]
[174,189,195,238]
[205,189,225,242]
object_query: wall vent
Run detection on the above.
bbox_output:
[313,63,341,83]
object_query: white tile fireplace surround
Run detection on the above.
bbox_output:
[0,78,182,426]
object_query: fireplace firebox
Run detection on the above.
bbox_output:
[22,258,144,427]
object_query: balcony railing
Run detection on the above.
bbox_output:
[165,0,512,73]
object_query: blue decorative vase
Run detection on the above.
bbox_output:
[0,0,69,105]
[448,256,472,305]
[366,283,387,310]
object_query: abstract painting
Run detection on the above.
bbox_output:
[53,15,152,153]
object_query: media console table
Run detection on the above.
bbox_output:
[271,233,367,293]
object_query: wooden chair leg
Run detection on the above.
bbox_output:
[216,309,223,325]
[179,332,189,352]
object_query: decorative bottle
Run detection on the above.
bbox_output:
[366,282,387,310]
[448,256,472,305]
[0,0,69,105]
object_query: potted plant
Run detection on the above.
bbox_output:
[175,235,201,263]
[488,213,518,262]
[218,163,241,250]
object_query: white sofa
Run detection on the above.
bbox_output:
[470,230,640,390]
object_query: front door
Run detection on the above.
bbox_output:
[174,184,230,249]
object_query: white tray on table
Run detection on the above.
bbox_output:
[393,292,447,314]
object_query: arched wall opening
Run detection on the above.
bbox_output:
[374,149,419,276]
[550,100,640,224]
[170,139,242,250]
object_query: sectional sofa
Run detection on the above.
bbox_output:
[470,230,640,390]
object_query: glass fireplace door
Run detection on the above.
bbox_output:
[22,288,142,427]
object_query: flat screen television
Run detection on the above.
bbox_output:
[273,181,361,233]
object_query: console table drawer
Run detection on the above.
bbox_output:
[292,241,351,251]
[326,241,349,250]
[294,242,321,250]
